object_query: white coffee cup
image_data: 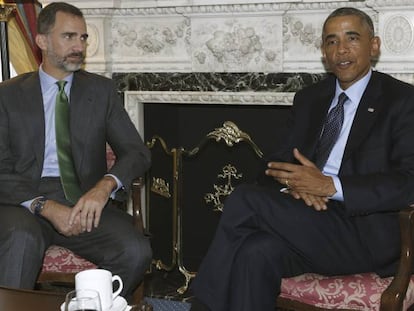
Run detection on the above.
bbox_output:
[75,269,123,311]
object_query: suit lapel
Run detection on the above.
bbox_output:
[303,78,336,160]
[20,72,46,168]
[69,71,94,172]
[341,72,383,163]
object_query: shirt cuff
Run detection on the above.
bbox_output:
[329,175,344,201]
[105,174,123,199]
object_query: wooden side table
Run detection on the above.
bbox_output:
[0,286,64,310]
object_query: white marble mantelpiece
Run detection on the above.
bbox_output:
[124,90,294,137]
[40,1,414,83]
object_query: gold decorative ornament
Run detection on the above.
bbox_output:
[0,2,15,22]
[204,164,242,212]
[151,177,171,198]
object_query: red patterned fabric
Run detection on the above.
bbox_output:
[280,273,414,310]
[106,144,116,170]
[41,245,96,273]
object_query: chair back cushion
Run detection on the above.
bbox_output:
[280,273,414,310]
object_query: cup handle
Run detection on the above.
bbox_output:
[112,275,123,300]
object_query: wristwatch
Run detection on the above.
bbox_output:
[30,197,47,216]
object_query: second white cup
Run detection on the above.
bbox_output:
[75,269,123,311]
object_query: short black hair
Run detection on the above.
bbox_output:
[323,7,375,38]
[37,2,83,34]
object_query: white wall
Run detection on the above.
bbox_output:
[40,0,414,84]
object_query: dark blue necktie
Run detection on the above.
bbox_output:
[315,92,348,169]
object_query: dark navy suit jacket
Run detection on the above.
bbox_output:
[258,71,414,276]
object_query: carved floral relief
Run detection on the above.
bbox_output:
[282,13,326,70]
[79,1,414,78]
[111,16,191,59]
[191,16,282,72]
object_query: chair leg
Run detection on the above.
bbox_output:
[132,281,144,304]
[131,281,153,310]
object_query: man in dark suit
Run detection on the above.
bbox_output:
[0,2,151,300]
[190,7,414,311]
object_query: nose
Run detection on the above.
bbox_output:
[337,40,349,53]
[72,37,87,51]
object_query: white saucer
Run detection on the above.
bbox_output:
[60,296,128,311]
[107,296,128,311]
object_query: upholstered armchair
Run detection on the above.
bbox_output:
[36,146,146,306]
[276,206,414,311]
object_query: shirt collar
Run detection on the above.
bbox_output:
[38,65,74,92]
[335,69,372,106]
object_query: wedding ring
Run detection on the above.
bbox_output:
[285,179,289,187]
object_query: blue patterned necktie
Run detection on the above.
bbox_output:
[315,92,348,169]
[55,80,82,204]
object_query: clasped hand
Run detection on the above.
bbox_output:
[265,148,336,211]
[44,176,115,236]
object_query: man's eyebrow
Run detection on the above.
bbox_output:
[323,34,337,41]
[323,31,361,41]
[345,31,361,36]
[62,31,77,36]
[61,32,89,38]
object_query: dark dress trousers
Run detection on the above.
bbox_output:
[0,70,152,298]
[191,71,414,311]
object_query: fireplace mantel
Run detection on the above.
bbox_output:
[125,90,294,137]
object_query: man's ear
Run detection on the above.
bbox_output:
[320,44,327,68]
[35,34,47,50]
[370,36,381,58]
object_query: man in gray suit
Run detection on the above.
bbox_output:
[0,2,151,300]
[191,7,414,311]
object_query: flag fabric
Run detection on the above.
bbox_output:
[6,0,42,74]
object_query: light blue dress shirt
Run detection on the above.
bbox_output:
[324,70,372,201]
[40,67,73,177]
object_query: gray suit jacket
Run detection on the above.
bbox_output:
[0,70,151,205]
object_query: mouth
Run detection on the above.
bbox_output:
[336,60,352,68]
[65,53,84,61]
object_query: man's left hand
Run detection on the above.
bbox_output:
[265,148,336,197]
[68,176,116,232]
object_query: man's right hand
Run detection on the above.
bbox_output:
[39,200,83,236]
[281,188,329,211]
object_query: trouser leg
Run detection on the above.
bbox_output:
[36,177,152,299]
[191,184,374,311]
[229,231,310,311]
[51,205,152,299]
[0,205,49,288]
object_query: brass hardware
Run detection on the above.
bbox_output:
[151,177,171,198]
[204,164,242,212]
[177,266,196,295]
[186,121,263,158]
[207,121,249,146]
[146,135,173,155]
[146,136,177,272]
[0,3,15,22]
[145,122,264,294]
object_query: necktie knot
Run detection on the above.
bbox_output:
[56,80,67,91]
[337,92,348,109]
